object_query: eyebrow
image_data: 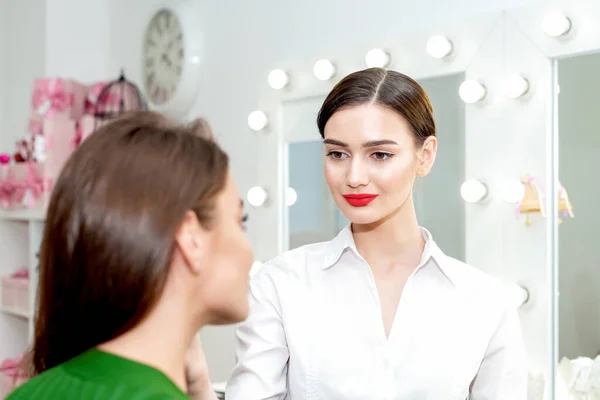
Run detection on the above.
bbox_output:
[322,138,399,148]
[239,199,244,208]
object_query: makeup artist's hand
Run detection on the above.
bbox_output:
[185,334,218,400]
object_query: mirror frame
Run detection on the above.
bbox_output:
[508,1,600,397]
[247,6,572,396]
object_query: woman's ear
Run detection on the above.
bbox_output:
[174,211,207,274]
[416,136,438,177]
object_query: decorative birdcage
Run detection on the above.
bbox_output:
[93,69,147,130]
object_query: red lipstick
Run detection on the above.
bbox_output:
[342,193,378,207]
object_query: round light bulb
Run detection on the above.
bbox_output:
[500,180,526,203]
[542,12,571,37]
[268,69,289,90]
[459,80,486,104]
[504,74,530,99]
[313,59,336,81]
[460,179,488,203]
[248,110,268,131]
[247,186,268,207]
[286,187,297,206]
[365,48,390,68]
[427,35,453,59]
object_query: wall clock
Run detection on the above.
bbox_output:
[142,3,202,120]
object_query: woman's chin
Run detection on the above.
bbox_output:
[343,208,382,226]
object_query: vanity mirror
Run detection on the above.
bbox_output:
[246,8,553,399]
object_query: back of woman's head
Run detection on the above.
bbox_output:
[32,111,229,374]
[317,67,435,147]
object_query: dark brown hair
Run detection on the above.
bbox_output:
[31,111,229,375]
[317,68,436,146]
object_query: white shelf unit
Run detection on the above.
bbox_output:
[0,208,44,362]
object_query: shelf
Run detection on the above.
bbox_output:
[0,208,45,221]
[0,306,32,320]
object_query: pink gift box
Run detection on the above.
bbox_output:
[10,119,76,209]
[0,276,29,312]
[10,163,51,209]
[31,78,87,121]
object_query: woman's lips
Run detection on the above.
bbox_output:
[342,194,378,207]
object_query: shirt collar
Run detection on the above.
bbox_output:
[322,224,456,285]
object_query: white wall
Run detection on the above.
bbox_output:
[44,0,112,81]
[0,0,46,153]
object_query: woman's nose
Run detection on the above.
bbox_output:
[346,159,369,188]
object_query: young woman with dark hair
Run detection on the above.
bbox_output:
[9,111,253,400]
[227,68,527,399]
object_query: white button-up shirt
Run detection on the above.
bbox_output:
[226,226,528,400]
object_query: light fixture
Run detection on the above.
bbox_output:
[459,80,486,104]
[460,179,488,203]
[505,283,530,308]
[313,59,336,81]
[247,186,268,207]
[427,35,453,59]
[500,179,526,203]
[542,11,571,37]
[365,48,390,68]
[503,74,530,99]
[268,69,289,90]
[247,111,268,131]
[286,187,297,206]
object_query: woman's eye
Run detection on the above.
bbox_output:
[327,151,347,160]
[372,152,393,161]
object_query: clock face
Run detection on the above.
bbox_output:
[143,9,184,105]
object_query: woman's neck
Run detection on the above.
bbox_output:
[352,198,424,269]
[98,291,198,393]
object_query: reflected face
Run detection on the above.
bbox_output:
[323,104,436,225]
[198,174,254,324]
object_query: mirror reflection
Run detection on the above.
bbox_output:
[286,73,466,261]
[556,51,600,394]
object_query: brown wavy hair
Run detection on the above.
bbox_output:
[30,111,229,374]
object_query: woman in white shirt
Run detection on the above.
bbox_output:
[226,68,528,400]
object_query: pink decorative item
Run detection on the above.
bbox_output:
[9,119,77,209]
[28,119,43,136]
[11,163,49,209]
[84,81,121,115]
[31,78,87,120]
[0,274,29,312]
[0,354,28,398]
[0,154,13,208]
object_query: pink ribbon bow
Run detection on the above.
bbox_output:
[32,79,74,119]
